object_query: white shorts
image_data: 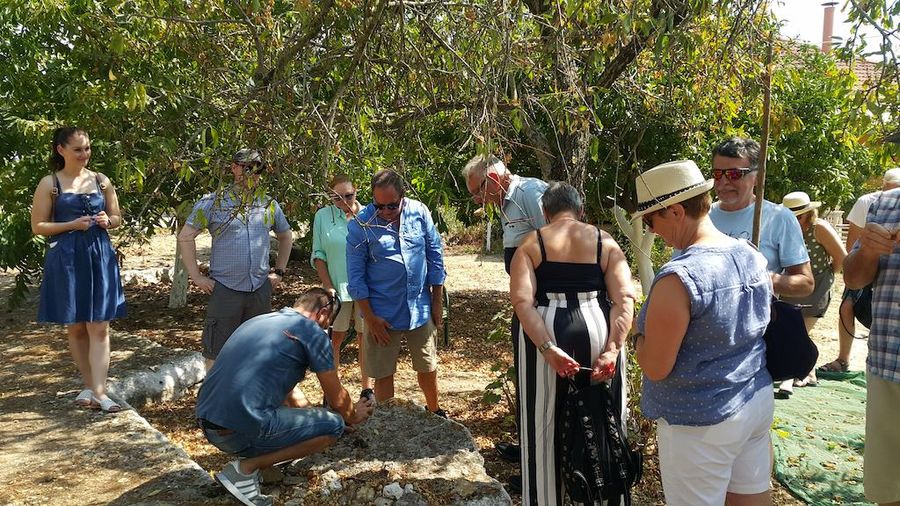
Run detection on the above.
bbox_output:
[657,386,774,506]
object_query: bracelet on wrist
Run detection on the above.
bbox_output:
[272,268,286,278]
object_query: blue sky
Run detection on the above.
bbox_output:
[770,0,895,52]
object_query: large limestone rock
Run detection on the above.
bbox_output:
[275,399,511,505]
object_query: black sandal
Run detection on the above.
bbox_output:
[818,358,849,373]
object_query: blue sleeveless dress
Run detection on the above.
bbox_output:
[37,176,126,324]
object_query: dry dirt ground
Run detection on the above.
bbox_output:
[0,231,868,505]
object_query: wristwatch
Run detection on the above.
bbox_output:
[272,268,286,278]
[537,341,554,354]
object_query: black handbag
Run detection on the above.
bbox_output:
[763,299,819,382]
[559,357,642,506]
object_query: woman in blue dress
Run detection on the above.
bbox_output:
[30,127,126,413]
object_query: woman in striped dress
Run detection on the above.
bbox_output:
[510,182,636,505]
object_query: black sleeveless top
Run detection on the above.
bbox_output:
[534,227,607,295]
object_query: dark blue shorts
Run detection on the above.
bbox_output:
[201,407,344,458]
[842,287,865,303]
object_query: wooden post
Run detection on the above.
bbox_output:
[752,34,775,246]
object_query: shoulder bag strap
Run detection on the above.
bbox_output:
[50,173,60,223]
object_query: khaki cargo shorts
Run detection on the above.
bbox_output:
[363,320,437,379]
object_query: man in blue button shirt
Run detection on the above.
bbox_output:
[346,169,447,416]
[178,149,293,370]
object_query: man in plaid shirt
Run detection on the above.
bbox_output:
[843,186,900,505]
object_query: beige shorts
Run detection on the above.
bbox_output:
[864,373,900,503]
[331,300,365,335]
[364,320,437,379]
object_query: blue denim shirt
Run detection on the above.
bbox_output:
[186,190,291,292]
[637,240,773,426]
[196,308,336,434]
[346,198,446,330]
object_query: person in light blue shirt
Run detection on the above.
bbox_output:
[708,137,813,298]
[178,149,293,370]
[311,173,372,396]
[462,154,548,472]
[346,169,447,416]
[462,154,548,273]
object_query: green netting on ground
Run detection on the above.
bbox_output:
[772,371,871,506]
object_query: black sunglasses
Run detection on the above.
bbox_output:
[469,178,487,196]
[331,191,356,202]
[79,193,97,215]
[642,208,666,230]
[373,200,402,210]
[323,293,342,338]
[238,162,266,174]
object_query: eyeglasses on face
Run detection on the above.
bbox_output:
[642,208,666,230]
[331,191,356,202]
[468,178,487,196]
[712,168,753,181]
[373,200,402,210]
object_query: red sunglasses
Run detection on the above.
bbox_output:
[712,168,753,181]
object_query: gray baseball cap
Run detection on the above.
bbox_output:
[232,148,262,165]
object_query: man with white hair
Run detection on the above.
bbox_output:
[462,155,549,273]
[462,155,548,486]
[820,167,900,373]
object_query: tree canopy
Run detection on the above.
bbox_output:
[1,0,898,303]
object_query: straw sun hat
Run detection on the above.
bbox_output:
[632,160,714,219]
[782,191,821,216]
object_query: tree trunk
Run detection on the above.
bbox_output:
[168,216,189,309]
[614,207,655,294]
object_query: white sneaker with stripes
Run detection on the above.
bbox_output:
[215,460,271,506]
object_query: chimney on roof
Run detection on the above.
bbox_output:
[822,1,838,53]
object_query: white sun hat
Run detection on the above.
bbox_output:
[884,167,900,186]
[782,191,821,216]
[632,160,714,219]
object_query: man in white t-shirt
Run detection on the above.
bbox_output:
[820,167,900,373]
[708,137,814,297]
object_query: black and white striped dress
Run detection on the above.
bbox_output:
[513,228,626,505]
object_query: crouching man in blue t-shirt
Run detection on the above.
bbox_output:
[196,287,375,506]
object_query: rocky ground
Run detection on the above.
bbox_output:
[0,231,866,505]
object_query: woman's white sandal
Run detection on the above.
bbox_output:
[92,396,122,413]
[74,389,94,408]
